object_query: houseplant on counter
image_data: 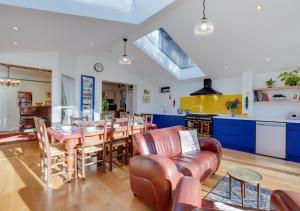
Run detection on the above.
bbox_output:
[266,78,275,88]
[226,99,240,117]
[278,68,300,86]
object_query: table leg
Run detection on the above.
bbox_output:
[229,176,232,198]
[241,181,244,207]
[244,182,246,198]
[64,139,77,181]
[257,183,260,209]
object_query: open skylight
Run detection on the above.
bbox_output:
[71,0,134,12]
[134,28,205,80]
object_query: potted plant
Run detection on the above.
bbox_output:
[226,99,240,117]
[266,78,275,88]
[278,68,300,86]
[102,96,109,113]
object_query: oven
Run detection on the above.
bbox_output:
[185,114,217,137]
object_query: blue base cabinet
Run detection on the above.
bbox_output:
[153,114,185,129]
[213,118,256,153]
[287,123,300,162]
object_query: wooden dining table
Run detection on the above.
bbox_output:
[47,122,157,180]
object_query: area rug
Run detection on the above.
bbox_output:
[0,132,36,145]
[206,176,271,210]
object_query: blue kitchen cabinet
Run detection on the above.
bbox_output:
[286,123,300,162]
[153,114,185,129]
[213,118,256,153]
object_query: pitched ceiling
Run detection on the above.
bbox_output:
[0,0,299,80]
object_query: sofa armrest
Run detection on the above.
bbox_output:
[129,155,182,210]
[130,154,182,190]
[172,177,202,211]
[271,190,300,211]
[198,137,222,171]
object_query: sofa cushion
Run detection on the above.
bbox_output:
[133,126,185,158]
[179,130,200,153]
[172,151,218,182]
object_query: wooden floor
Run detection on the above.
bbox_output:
[1,141,300,211]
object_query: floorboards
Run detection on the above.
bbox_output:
[0,140,300,211]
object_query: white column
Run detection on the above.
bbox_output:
[242,72,254,116]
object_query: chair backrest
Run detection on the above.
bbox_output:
[132,115,147,134]
[101,112,115,121]
[71,116,88,125]
[119,112,127,118]
[81,120,107,148]
[34,117,44,153]
[34,117,41,141]
[143,114,153,124]
[111,117,130,140]
[38,118,51,157]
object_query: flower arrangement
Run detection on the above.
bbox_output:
[226,99,240,116]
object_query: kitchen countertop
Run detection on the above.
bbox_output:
[214,114,300,124]
[154,113,186,116]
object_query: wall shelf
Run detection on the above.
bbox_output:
[253,86,300,91]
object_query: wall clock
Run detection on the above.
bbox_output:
[94,63,104,72]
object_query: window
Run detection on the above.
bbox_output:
[135,28,205,80]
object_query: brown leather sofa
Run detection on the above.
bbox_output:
[173,177,262,211]
[270,190,300,211]
[129,126,222,211]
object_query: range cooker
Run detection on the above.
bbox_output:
[185,114,217,137]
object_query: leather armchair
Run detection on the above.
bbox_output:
[130,126,222,211]
[270,190,300,211]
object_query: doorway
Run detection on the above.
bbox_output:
[102,81,134,117]
[0,63,52,144]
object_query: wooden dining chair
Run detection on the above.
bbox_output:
[70,116,88,125]
[144,114,153,124]
[34,117,45,174]
[76,120,108,179]
[119,111,128,118]
[108,117,130,171]
[132,116,147,135]
[38,118,68,185]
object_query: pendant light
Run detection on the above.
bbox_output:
[119,38,131,65]
[0,66,21,87]
[194,0,214,37]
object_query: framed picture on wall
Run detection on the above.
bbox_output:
[142,95,150,103]
[291,93,300,102]
[81,75,95,120]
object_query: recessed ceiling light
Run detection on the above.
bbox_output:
[12,26,19,31]
[13,41,19,45]
[90,43,94,46]
[224,66,228,70]
[256,5,263,11]
[266,58,271,62]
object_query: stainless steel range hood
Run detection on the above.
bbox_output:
[190,79,222,96]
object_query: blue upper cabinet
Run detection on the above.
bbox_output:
[286,123,300,162]
[213,118,256,153]
[153,114,185,129]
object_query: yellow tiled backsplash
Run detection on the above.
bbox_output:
[180,94,242,114]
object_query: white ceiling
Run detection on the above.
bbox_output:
[0,0,175,24]
[0,0,300,81]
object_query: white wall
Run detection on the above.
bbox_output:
[253,71,300,119]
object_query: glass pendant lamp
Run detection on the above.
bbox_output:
[194,0,214,38]
[119,38,132,65]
